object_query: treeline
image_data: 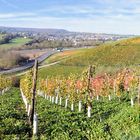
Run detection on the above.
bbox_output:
[24,38,73,49]
[0,33,20,45]
[23,38,102,49]
[0,50,29,70]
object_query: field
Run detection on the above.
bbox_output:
[0,37,32,50]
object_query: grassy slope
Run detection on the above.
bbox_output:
[65,38,140,66]
[0,37,32,49]
[39,49,87,78]
[43,49,86,64]
[39,64,85,78]
[39,37,140,78]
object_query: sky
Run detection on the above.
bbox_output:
[0,0,140,35]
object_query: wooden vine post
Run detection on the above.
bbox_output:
[87,65,95,117]
[29,59,38,134]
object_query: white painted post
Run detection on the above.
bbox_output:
[99,116,102,122]
[59,97,62,105]
[45,94,47,99]
[79,101,82,112]
[37,90,39,95]
[6,87,8,91]
[71,102,74,111]
[28,104,31,116]
[2,90,4,95]
[50,96,52,102]
[55,96,58,104]
[131,98,134,107]
[33,113,38,135]
[96,95,99,101]
[108,95,111,101]
[87,106,91,117]
[55,87,59,104]
[65,98,68,108]
[20,88,28,111]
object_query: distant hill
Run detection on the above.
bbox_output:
[0,26,134,38]
[0,26,69,35]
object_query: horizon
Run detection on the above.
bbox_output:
[0,25,136,36]
[0,0,140,35]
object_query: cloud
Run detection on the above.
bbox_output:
[0,0,140,35]
[37,2,140,18]
[0,12,37,19]
[1,14,139,33]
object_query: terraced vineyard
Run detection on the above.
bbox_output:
[19,64,140,139]
[0,37,140,139]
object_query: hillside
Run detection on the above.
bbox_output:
[61,37,140,67]
[39,37,140,77]
[0,26,69,34]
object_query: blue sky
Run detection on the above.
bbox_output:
[0,0,140,35]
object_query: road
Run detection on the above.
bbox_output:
[16,60,62,76]
[0,46,95,75]
[0,49,58,74]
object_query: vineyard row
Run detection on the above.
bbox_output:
[20,67,140,118]
[0,75,11,95]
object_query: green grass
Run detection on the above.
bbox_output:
[38,64,85,78]
[0,37,32,49]
[1,88,139,139]
[0,88,31,139]
[35,95,139,140]
[38,37,140,78]
[43,49,86,64]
